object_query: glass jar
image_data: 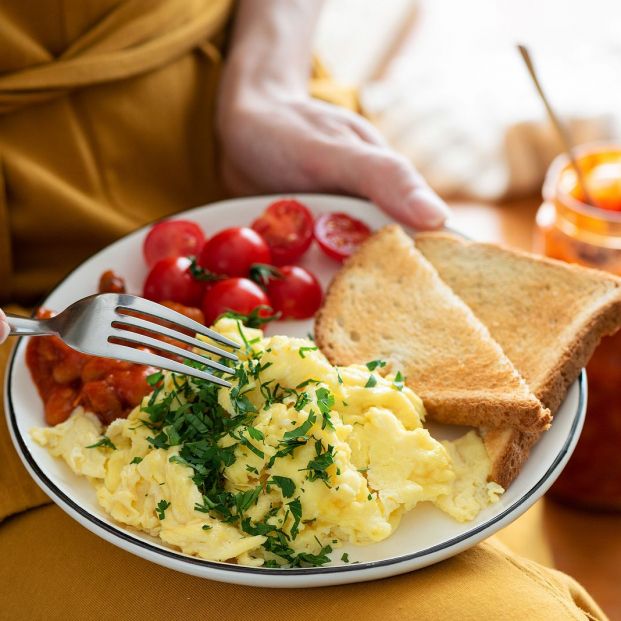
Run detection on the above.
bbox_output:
[535,143,621,510]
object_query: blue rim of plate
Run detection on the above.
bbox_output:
[2,195,587,577]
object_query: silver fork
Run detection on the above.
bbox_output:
[6,293,239,388]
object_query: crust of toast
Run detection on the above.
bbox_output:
[315,225,551,434]
[416,232,621,486]
[480,427,540,489]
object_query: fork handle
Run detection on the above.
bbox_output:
[6,313,55,337]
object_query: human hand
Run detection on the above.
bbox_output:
[0,309,9,344]
[218,92,450,230]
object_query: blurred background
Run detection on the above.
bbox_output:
[316,0,621,201]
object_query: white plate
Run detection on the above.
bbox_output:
[4,194,586,588]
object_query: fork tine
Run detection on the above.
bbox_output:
[109,328,235,375]
[115,295,241,350]
[113,314,238,362]
[104,343,232,388]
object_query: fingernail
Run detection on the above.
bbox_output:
[408,188,451,229]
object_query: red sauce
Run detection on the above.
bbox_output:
[26,329,156,426]
[26,299,205,427]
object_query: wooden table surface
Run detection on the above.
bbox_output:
[449,198,621,621]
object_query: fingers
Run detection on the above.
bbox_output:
[330,144,451,230]
[0,309,9,344]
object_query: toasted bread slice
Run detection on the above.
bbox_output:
[416,232,621,487]
[415,232,621,412]
[315,225,551,433]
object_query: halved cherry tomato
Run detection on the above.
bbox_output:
[201,277,271,326]
[198,227,271,277]
[265,266,322,319]
[143,256,204,306]
[251,199,314,265]
[314,212,371,262]
[143,220,206,268]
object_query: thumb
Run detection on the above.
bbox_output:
[0,309,9,344]
[336,146,451,230]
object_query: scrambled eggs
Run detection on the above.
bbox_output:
[32,318,503,567]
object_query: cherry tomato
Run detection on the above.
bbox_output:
[201,277,271,326]
[198,227,271,277]
[314,212,371,262]
[251,199,314,265]
[143,220,206,268]
[143,256,203,306]
[265,266,322,319]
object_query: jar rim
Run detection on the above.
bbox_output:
[543,141,621,223]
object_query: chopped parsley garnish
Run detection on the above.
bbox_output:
[392,370,405,391]
[220,306,280,328]
[365,375,377,388]
[202,524,212,531]
[288,498,303,539]
[156,500,171,520]
[341,553,350,563]
[366,359,387,371]
[269,476,296,498]
[86,435,116,450]
[134,326,336,567]
[146,371,164,387]
[303,440,335,486]
[283,410,316,439]
[130,456,143,465]
[293,392,310,411]
[296,378,320,389]
[298,346,318,359]
[316,387,335,415]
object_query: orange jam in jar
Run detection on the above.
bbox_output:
[536,144,621,510]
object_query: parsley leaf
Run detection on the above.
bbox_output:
[298,346,318,359]
[220,306,280,328]
[86,436,116,450]
[341,552,350,563]
[283,410,316,439]
[155,500,171,520]
[315,387,335,415]
[392,371,405,391]
[130,456,143,465]
[269,475,296,498]
[366,359,387,371]
[288,498,303,539]
[146,371,164,387]
[247,426,264,441]
[365,375,377,388]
